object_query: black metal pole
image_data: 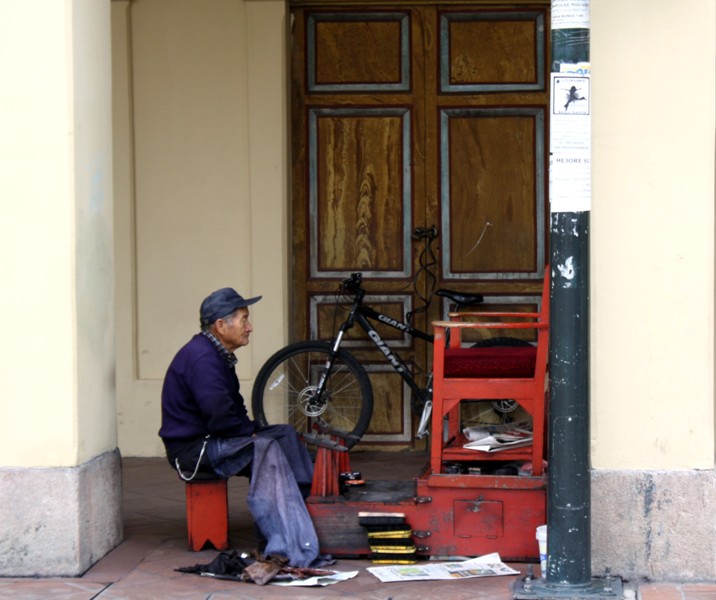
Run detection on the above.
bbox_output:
[514,2,620,597]
[544,1,597,590]
[547,18,592,586]
[547,212,591,586]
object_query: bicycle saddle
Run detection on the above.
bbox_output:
[435,289,484,307]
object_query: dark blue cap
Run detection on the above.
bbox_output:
[200,287,261,327]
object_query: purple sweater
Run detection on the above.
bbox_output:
[159,333,256,444]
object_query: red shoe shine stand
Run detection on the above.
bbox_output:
[306,268,550,561]
[307,461,546,560]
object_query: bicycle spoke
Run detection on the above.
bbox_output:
[252,341,373,450]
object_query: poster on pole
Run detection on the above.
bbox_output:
[550,74,591,213]
[551,0,590,30]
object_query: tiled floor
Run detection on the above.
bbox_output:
[0,453,713,599]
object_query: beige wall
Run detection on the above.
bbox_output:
[591,0,715,469]
[74,0,117,464]
[112,0,716,472]
[0,0,115,468]
[112,0,288,456]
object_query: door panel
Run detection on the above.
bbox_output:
[308,12,410,92]
[439,10,546,92]
[310,294,412,345]
[441,107,546,278]
[291,2,549,448]
[310,108,411,277]
[363,367,413,443]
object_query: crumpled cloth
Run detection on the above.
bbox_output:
[207,424,320,567]
[176,550,252,579]
[176,550,336,585]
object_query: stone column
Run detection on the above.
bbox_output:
[0,0,121,576]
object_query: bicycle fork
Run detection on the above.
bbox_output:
[314,330,346,396]
[416,373,433,439]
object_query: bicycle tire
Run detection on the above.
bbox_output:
[251,340,374,451]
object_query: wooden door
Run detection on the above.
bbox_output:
[290,1,550,449]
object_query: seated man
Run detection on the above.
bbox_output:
[159,287,320,567]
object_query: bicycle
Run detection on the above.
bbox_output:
[250,272,485,451]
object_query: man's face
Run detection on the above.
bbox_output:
[214,307,253,351]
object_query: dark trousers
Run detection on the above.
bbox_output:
[206,424,319,567]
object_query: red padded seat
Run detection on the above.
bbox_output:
[444,346,537,378]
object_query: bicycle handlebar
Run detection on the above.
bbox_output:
[340,272,363,294]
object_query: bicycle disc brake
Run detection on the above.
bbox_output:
[298,386,329,417]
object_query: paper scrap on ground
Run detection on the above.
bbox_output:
[367,553,519,583]
[270,570,359,587]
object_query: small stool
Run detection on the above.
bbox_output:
[183,472,229,551]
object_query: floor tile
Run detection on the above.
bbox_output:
[0,579,107,600]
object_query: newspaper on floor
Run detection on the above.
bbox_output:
[367,552,519,583]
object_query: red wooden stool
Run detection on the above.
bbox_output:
[184,475,229,551]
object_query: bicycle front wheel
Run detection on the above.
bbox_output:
[251,341,374,451]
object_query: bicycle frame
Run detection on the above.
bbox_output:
[324,289,434,418]
[301,270,483,444]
